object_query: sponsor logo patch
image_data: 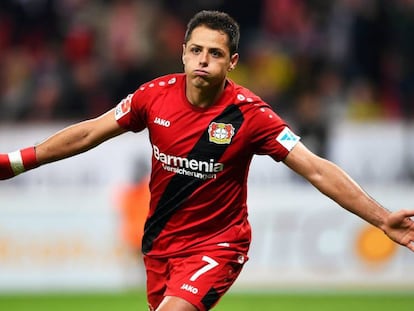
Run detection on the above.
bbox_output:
[208,122,235,144]
[115,94,132,120]
[276,127,300,151]
[153,145,223,180]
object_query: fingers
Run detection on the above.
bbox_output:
[393,209,414,217]
[390,209,414,223]
[406,240,414,252]
[386,209,414,252]
[401,209,414,218]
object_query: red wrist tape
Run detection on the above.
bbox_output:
[0,147,39,180]
[19,147,39,170]
[0,154,14,179]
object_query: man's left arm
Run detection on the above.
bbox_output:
[283,142,414,251]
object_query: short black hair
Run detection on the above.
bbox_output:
[184,10,240,56]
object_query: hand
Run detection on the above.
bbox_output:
[383,209,414,252]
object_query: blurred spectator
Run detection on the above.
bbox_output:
[0,48,32,121]
[243,42,296,112]
[345,0,390,86]
[0,0,414,125]
[346,78,384,121]
[315,65,348,125]
[291,89,328,157]
[146,8,186,76]
[102,0,158,102]
[387,0,414,121]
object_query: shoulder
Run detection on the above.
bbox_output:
[115,74,185,127]
[133,73,185,98]
[227,79,275,115]
[225,80,288,134]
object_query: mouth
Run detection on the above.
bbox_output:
[193,69,209,77]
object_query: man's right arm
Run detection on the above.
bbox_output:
[0,108,127,180]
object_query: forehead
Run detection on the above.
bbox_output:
[187,26,230,52]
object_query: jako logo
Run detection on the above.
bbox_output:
[181,283,199,294]
[154,117,170,127]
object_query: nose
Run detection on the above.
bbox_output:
[198,51,208,66]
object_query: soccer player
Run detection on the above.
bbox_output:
[1,10,414,311]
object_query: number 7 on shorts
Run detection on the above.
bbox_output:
[189,256,219,281]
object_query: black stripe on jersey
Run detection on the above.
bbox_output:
[201,287,219,310]
[142,104,244,254]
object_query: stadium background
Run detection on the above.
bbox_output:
[1,0,414,309]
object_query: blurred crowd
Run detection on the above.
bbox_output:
[1,0,414,152]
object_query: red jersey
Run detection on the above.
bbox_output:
[115,74,300,257]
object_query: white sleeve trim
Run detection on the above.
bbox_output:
[8,150,25,175]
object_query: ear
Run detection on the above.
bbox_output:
[182,44,186,65]
[228,53,239,71]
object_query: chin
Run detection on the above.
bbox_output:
[192,76,209,88]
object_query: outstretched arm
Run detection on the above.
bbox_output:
[35,109,125,164]
[0,108,126,179]
[283,142,414,251]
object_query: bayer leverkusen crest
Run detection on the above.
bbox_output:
[208,122,235,144]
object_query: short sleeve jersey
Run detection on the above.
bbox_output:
[115,74,300,257]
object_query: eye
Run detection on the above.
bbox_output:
[211,50,223,58]
[190,47,201,54]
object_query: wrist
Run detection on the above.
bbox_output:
[8,146,39,176]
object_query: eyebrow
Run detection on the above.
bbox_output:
[189,44,225,53]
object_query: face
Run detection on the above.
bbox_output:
[182,26,238,90]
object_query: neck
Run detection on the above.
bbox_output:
[185,80,226,108]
